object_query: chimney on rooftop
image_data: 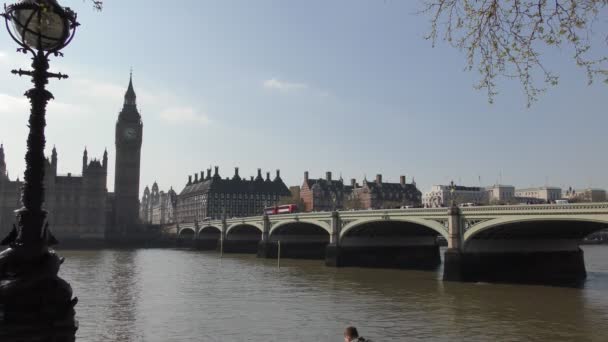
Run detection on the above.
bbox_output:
[351,178,356,188]
[326,171,332,181]
[304,171,309,182]
[188,175,192,185]
[376,174,382,184]
[400,175,406,186]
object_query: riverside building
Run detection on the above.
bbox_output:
[176,167,290,223]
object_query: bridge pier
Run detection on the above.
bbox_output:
[257,214,273,258]
[443,248,587,284]
[442,205,588,284]
[195,239,218,250]
[176,238,195,248]
[325,244,341,267]
[220,239,260,253]
[325,243,441,269]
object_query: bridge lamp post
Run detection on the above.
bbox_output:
[449,180,457,208]
[0,0,78,332]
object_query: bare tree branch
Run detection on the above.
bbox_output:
[421,0,608,106]
[83,0,103,11]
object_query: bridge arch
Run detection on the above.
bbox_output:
[223,223,262,253]
[269,219,331,236]
[464,216,608,244]
[197,225,222,238]
[226,222,264,236]
[177,227,196,239]
[339,217,449,241]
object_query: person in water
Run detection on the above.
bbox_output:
[344,326,372,342]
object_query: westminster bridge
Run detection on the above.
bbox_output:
[172,203,608,284]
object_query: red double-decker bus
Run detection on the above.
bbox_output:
[264,204,298,215]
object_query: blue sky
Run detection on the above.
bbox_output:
[0,0,606,195]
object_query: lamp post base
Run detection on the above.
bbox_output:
[0,321,77,342]
[0,210,77,333]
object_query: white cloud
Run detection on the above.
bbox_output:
[160,107,210,125]
[0,93,28,114]
[47,100,88,118]
[72,78,125,102]
[0,92,88,118]
[263,78,308,92]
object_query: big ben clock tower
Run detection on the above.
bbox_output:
[114,72,143,234]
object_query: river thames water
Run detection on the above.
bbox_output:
[58,246,608,342]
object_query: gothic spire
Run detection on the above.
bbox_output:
[82,147,88,174]
[51,145,57,169]
[102,148,108,170]
[124,69,137,106]
[0,143,6,176]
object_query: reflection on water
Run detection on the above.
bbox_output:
[57,246,608,342]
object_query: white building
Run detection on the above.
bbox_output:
[515,187,562,203]
[423,184,488,208]
[563,187,607,203]
[486,184,515,203]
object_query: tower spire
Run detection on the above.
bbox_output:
[82,146,88,174]
[0,143,6,177]
[124,69,137,106]
[51,145,57,172]
[102,148,108,170]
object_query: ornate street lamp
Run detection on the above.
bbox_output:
[0,0,78,336]
[449,180,456,207]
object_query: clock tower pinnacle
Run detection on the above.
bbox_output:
[113,72,143,235]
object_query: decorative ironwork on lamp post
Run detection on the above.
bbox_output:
[0,0,79,335]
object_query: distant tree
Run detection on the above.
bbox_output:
[421,0,608,106]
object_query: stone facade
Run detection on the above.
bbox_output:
[300,172,421,211]
[352,174,421,209]
[563,187,607,203]
[0,144,22,240]
[0,144,107,240]
[140,182,177,225]
[299,171,354,212]
[176,167,290,223]
[486,184,516,203]
[423,184,488,207]
[515,187,562,203]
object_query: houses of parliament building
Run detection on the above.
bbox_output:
[0,74,143,241]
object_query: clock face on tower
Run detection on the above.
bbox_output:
[123,128,137,141]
